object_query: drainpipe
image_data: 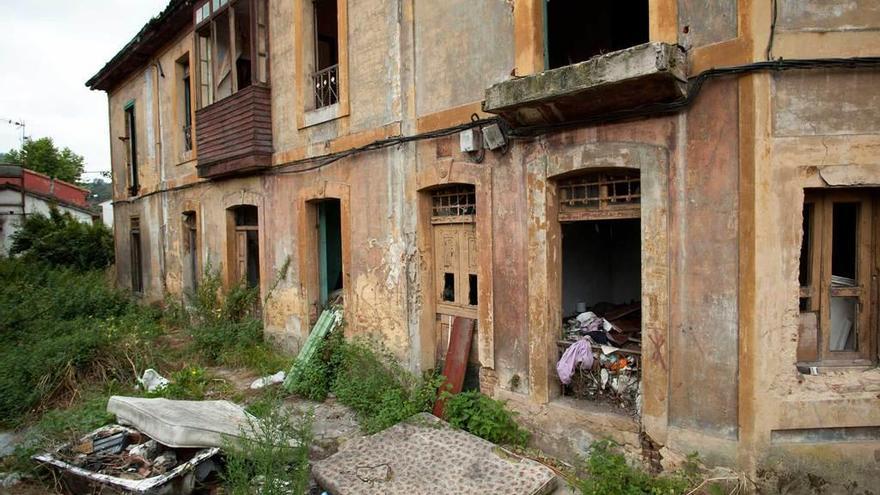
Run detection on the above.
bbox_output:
[153,60,169,294]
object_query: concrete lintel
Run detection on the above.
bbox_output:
[483,42,687,126]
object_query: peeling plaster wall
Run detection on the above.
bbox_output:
[778,0,880,32]
[414,0,514,115]
[754,66,880,486]
[677,0,737,49]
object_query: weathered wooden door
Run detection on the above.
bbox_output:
[433,222,478,362]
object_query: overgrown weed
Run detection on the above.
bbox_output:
[574,440,701,495]
[223,390,313,495]
[0,259,162,426]
[443,390,529,447]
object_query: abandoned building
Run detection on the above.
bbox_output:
[87,0,880,485]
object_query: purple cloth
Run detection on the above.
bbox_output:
[556,339,594,385]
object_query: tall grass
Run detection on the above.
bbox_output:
[0,259,161,426]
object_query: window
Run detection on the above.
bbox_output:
[178,55,193,152]
[183,211,199,291]
[194,0,269,108]
[130,217,144,293]
[545,1,649,69]
[311,0,339,108]
[558,170,640,221]
[123,103,139,196]
[229,205,260,288]
[799,190,877,365]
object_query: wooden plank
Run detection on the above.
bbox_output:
[433,316,475,418]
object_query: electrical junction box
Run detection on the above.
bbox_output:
[481,123,506,150]
[459,129,481,153]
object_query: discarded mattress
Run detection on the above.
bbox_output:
[313,413,557,495]
[33,424,219,495]
[107,396,259,449]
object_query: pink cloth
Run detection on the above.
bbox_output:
[556,339,594,385]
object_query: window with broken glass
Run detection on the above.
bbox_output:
[430,185,478,311]
[194,0,269,108]
[558,171,640,222]
[798,190,878,366]
[556,170,642,413]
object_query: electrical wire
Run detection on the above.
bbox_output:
[117,56,880,204]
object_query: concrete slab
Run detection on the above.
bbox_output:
[107,396,259,448]
[312,413,557,495]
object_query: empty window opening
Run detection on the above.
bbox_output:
[442,273,455,302]
[130,218,144,293]
[123,103,138,196]
[798,190,876,365]
[177,55,193,152]
[468,274,478,306]
[230,205,260,289]
[558,218,641,412]
[183,212,199,292]
[317,199,343,305]
[545,1,649,70]
[194,0,269,107]
[311,0,340,108]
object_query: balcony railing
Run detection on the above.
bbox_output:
[311,64,339,109]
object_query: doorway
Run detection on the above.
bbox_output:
[317,199,343,306]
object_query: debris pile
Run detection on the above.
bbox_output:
[58,427,188,480]
[557,302,642,413]
[34,424,220,495]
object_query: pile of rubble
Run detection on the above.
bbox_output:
[557,302,642,413]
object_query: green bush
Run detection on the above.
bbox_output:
[443,391,529,447]
[330,338,443,433]
[10,207,114,270]
[574,441,696,495]
[0,259,161,426]
[287,329,345,401]
[223,393,313,495]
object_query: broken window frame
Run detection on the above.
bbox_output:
[799,190,877,366]
[130,217,144,294]
[182,211,199,291]
[123,102,139,196]
[177,54,194,152]
[430,185,477,224]
[557,170,640,222]
[193,0,270,109]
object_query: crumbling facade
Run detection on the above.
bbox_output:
[88,0,880,485]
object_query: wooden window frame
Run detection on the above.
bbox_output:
[194,0,270,109]
[123,101,139,196]
[558,170,641,222]
[130,217,144,294]
[800,190,878,366]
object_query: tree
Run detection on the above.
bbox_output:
[10,208,114,271]
[4,137,85,184]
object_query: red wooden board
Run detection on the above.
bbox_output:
[433,317,475,418]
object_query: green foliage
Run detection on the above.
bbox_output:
[173,266,281,373]
[147,366,211,400]
[4,137,85,183]
[443,391,529,447]
[575,441,696,495]
[223,393,313,495]
[10,207,114,270]
[83,178,112,205]
[2,385,124,474]
[331,338,443,434]
[286,328,345,401]
[0,259,161,426]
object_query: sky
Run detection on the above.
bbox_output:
[0,0,169,180]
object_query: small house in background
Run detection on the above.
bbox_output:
[99,200,114,229]
[0,165,95,256]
